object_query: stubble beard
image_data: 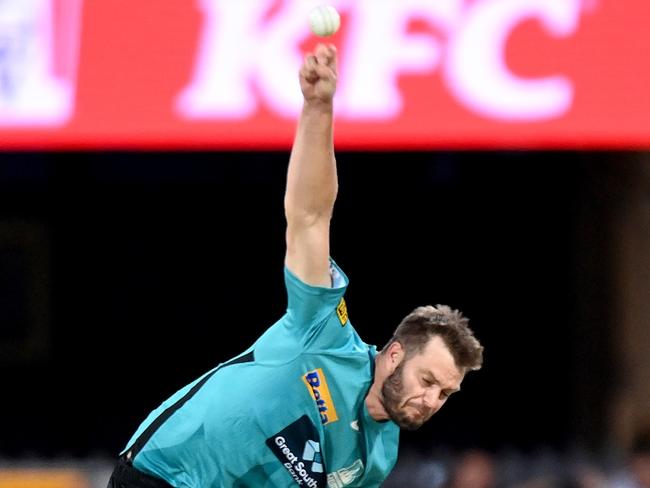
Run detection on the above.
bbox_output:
[381,360,425,431]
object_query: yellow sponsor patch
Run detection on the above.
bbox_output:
[336,298,348,326]
[302,368,339,425]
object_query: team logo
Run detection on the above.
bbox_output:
[302,368,339,425]
[266,415,326,487]
[336,298,348,326]
[302,440,323,473]
[327,459,364,488]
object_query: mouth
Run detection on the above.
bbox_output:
[407,403,428,418]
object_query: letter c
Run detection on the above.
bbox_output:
[445,0,581,120]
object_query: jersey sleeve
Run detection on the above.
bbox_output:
[283,258,352,350]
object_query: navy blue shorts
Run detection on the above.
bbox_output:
[107,457,174,488]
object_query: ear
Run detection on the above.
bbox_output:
[386,341,405,373]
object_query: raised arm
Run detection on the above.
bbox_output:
[284,44,338,287]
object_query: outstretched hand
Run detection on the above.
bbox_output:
[299,44,338,104]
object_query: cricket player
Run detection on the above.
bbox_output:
[107,43,483,488]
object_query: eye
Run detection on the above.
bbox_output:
[422,378,433,387]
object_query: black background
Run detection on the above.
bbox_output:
[0,152,622,459]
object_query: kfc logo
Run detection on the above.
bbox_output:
[177,0,591,122]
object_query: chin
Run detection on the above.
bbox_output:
[398,419,424,431]
[392,412,425,431]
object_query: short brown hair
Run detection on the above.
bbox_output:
[383,305,483,371]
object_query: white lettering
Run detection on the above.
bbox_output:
[0,0,80,125]
[177,0,329,119]
[275,436,304,466]
[339,0,461,118]
[177,0,586,123]
[285,462,304,485]
[445,0,581,120]
[296,462,307,477]
[176,0,268,118]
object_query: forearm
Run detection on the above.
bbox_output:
[284,44,338,286]
[284,100,338,222]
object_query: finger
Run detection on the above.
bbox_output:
[314,45,337,77]
[304,54,317,68]
[315,46,328,66]
[314,43,328,57]
[300,55,319,82]
[326,45,337,76]
[315,63,336,84]
[314,43,336,66]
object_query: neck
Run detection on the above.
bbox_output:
[365,357,390,421]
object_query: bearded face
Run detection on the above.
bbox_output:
[379,337,465,431]
[381,359,427,431]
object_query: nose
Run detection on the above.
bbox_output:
[423,388,442,413]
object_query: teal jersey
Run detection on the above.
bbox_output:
[122,260,400,488]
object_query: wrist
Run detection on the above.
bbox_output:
[303,98,334,114]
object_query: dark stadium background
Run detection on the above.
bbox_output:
[0,154,633,461]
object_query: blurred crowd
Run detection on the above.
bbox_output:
[385,429,650,488]
[1,430,648,488]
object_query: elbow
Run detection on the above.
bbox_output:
[284,204,334,228]
[284,189,337,225]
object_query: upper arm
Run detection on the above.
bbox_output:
[282,257,351,351]
[285,216,331,288]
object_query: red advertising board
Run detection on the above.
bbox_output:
[1,0,649,150]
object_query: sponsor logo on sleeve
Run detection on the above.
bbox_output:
[266,415,326,487]
[336,298,348,326]
[302,368,339,425]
